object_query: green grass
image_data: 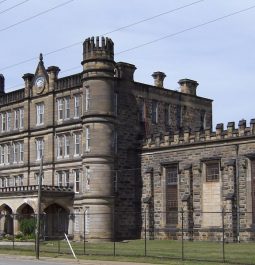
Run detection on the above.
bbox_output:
[0,239,255,265]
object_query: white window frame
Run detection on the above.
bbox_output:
[20,108,24,129]
[85,88,90,112]
[19,142,24,162]
[85,166,90,191]
[64,97,70,119]
[85,127,90,152]
[36,138,44,161]
[14,109,19,130]
[57,135,63,159]
[13,142,18,163]
[1,113,6,132]
[64,135,70,158]
[36,103,44,126]
[152,100,158,124]
[74,169,80,193]
[6,112,11,131]
[7,144,11,164]
[57,98,64,121]
[0,145,4,164]
[74,133,81,156]
[74,95,80,118]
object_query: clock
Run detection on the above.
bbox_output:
[35,76,45,93]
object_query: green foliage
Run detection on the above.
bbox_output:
[19,218,36,236]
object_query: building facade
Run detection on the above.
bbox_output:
[0,36,252,241]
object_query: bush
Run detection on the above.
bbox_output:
[20,218,36,236]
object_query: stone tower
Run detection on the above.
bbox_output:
[81,37,116,240]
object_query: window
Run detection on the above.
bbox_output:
[65,171,70,187]
[36,139,44,160]
[6,112,11,131]
[85,127,90,152]
[206,162,219,182]
[14,110,19,129]
[14,175,23,186]
[57,171,63,187]
[152,100,158,124]
[165,104,170,126]
[139,99,146,122]
[7,144,11,164]
[64,135,70,157]
[74,95,80,118]
[74,133,81,156]
[35,172,44,185]
[36,103,44,125]
[19,142,24,162]
[57,98,64,120]
[1,113,6,132]
[85,167,90,191]
[74,169,80,193]
[57,135,63,158]
[20,108,24,128]
[85,88,90,112]
[165,165,178,225]
[64,97,70,119]
[13,143,18,163]
[0,145,4,164]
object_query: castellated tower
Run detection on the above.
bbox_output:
[81,37,116,240]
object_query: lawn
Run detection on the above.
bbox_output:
[0,239,254,265]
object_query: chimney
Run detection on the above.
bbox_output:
[47,66,60,91]
[178,78,198,96]
[22,73,34,97]
[152,71,166,88]
[116,62,136,81]
[0,74,5,94]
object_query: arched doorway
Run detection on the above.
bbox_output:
[17,204,35,236]
[0,204,13,235]
[44,203,69,239]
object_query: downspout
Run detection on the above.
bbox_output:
[235,144,240,243]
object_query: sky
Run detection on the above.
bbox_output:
[0,0,254,128]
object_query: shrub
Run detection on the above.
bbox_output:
[20,218,36,236]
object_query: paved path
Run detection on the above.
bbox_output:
[0,255,157,265]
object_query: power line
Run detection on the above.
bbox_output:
[0,0,8,5]
[0,0,75,33]
[0,0,205,72]
[5,3,255,90]
[0,0,30,15]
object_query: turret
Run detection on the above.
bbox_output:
[81,36,116,241]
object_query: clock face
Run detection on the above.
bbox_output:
[35,76,45,93]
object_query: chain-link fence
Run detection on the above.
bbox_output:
[0,210,254,264]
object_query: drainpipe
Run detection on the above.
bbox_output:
[235,144,240,243]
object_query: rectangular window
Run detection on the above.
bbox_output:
[85,88,90,112]
[139,99,145,122]
[85,127,90,152]
[65,97,70,119]
[57,135,63,158]
[1,113,6,132]
[206,162,219,182]
[6,112,11,131]
[20,108,24,129]
[35,173,44,185]
[14,175,23,186]
[65,171,70,187]
[74,95,80,118]
[165,165,178,225]
[74,169,80,193]
[74,133,81,156]
[36,103,44,125]
[14,110,19,129]
[19,142,24,162]
[7,144,11,164]
[57,98,63,120]
[164,104,170,126]
[152,100,158,124]
[36,139,44,160]
[85,166,90,191]
[13,143,18,163]
[57,171,63,187]
[64,135,70,157]
[0,145,4,164]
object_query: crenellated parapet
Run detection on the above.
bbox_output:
[83,36,114,61]
[144,119,255,149]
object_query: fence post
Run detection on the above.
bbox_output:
[222,208,225,263]
[113,208,116,256]
[12,214,15,250]
[181,208,184,261]
[83,212,86,255]
[144,208,147,257]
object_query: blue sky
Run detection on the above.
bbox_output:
[0,0,254,128]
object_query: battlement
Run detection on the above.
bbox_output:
[83,36,114,61]
[143,119,255,149]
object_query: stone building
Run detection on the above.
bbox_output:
[0,36,252,241]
